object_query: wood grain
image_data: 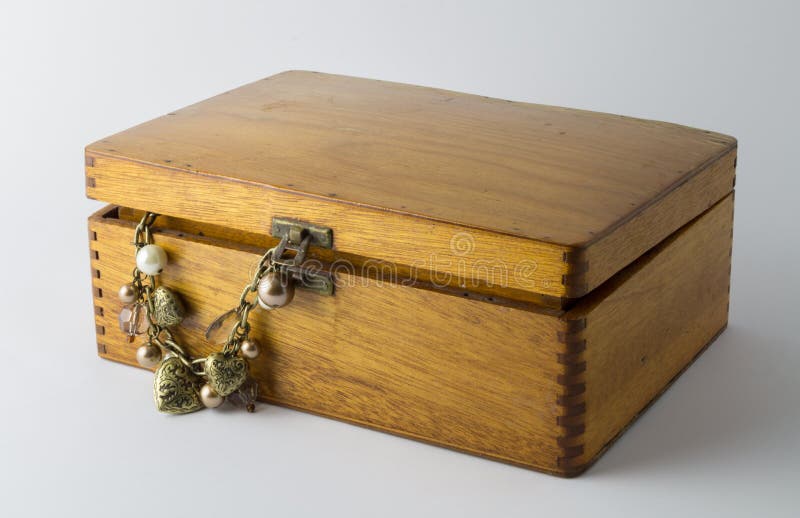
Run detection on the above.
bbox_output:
[577,149,735,296]
[561,193,734,474]
[85,71,736,302]
[89,192,733,476]
[89,207,568,474]
[86,159,573,304]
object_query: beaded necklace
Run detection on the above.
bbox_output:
[118,212,294,414]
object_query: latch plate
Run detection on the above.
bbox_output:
[271,218,333,249]
[270,217,334,296]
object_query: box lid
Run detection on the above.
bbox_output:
[85,71,736,307]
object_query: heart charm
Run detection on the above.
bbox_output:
[152,286,186,328]
[204,352,248,396]
[153,356,204,414]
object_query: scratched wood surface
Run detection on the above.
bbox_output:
[89,193,732,476]
[85,71,736,301]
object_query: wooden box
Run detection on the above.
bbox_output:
[86,71,736,476]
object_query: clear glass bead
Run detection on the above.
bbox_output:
[118,303,149,336]
[226,377,259,412]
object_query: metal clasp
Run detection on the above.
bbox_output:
[271,217,334,296]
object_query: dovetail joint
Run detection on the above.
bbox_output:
[556,317,587,473]
[561,249,589,298]
[89,228,106,350]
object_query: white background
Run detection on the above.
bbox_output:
[1,1,798,516]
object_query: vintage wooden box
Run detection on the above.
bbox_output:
[86,71,736,476]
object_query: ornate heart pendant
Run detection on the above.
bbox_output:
[153,356,204,414]
[205,352,248,396]
[152,286,186,328]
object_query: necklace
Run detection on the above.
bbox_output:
[117,212,294,414]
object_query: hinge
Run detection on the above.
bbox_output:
[271,217,334,296]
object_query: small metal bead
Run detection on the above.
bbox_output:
[136,343,162,368]
[240,339,261,359]
[257,271,295,309]
[200,384,224,408]
[118,283,138,304]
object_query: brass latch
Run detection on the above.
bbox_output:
[271,217,334,296]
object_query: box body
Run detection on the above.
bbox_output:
[88,194,732,476]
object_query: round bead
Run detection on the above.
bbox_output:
[200,384,224,408]
[240,339,261,359]
[136,244,168,276]
[118,283,138,304]
[136,343,162,368]
[257,271,295,309]
[119,304,149,336]
[257,300,274,311]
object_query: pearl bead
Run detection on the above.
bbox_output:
[257,271,295,309]
[118,283,138,303]
[136,244,168,276]
[200,384,224,408]
[136,343,162,368]
[240,339,261,359]
[257,301,274,311]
